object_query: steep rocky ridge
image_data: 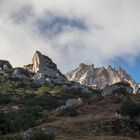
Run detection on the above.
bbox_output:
[0,52,93,93]
[66,63,139,93]
[0,53,139,94]
[24,51,67,84]
[0,60,35,79]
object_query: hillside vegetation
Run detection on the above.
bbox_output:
[0,75,140,140]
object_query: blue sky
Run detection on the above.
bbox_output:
[113,57,140,83]
[0,0,140,82]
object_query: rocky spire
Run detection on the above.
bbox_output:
[31,51,57,73]
[32,51,42,73]
[24,51,67,84]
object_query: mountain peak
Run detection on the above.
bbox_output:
[66,63,135,89]
[79,63,88,68]
[35,50,41,55]
[24,51,57,73]
[24,51,66,84]
[79,63,94,70]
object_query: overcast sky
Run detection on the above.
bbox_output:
[0,0,140,81]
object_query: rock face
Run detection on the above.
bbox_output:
[102,82,133,96]
[0,60,12,71]
[66,63,137,91]
[24,51,67,84]
[24,51,57,73]
[136,87,140,94]
[12,68,34,79]
[0,60,33,78]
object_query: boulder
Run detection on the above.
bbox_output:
[55,106,67,114]
[102,82,133,96]
[66,98,83,107]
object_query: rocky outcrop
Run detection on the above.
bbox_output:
[66,63,138,92]
[136,88,140,94]
[0,52,94,94]
[66,98,83,107]
[0,60,34,79]
[24,51,57,73]
[0,52,139,94]
[12,68,34,79]
[55,98,83,115]
[0,60,12,71]
[24,51,67,84]
[102,82,133,96]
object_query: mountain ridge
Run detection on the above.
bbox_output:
[66,63,139,93]
[0,51,139,93]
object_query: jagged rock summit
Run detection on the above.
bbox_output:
[66,63,137,90]
[24,51,67,84]
[24,51,56,73]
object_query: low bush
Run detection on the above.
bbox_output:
[30,130,55,140]
[58,106,79,117]
[112,87,129,96]
[25,95,64,110]
[0,130,55,140]
[120,97,140,119]
[112,87,129,103]
[0,106,45,135]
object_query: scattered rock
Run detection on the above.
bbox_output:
[66,98,83,107]
[55,106,67,114]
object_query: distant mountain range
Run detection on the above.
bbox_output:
[0,51,140,94]
[66,63,140,93]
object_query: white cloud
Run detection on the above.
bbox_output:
[0,0,140,73]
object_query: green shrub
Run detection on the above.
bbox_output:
[37,85,64,95]
[120,97,140,119]
[58,106,79,117]
[0,130,55,140]
[0,106,44,135]
[112,87,130,103]
[30,130,55,140]
[112,87,129,96]
[0,112,14,135]
[25,95,64,109]
[0,134,22,140]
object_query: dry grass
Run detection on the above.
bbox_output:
[38,95,140,139]
[56,136,139,140]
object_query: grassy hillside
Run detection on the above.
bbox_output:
[0,75,140,140]
[38,95,140,140]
